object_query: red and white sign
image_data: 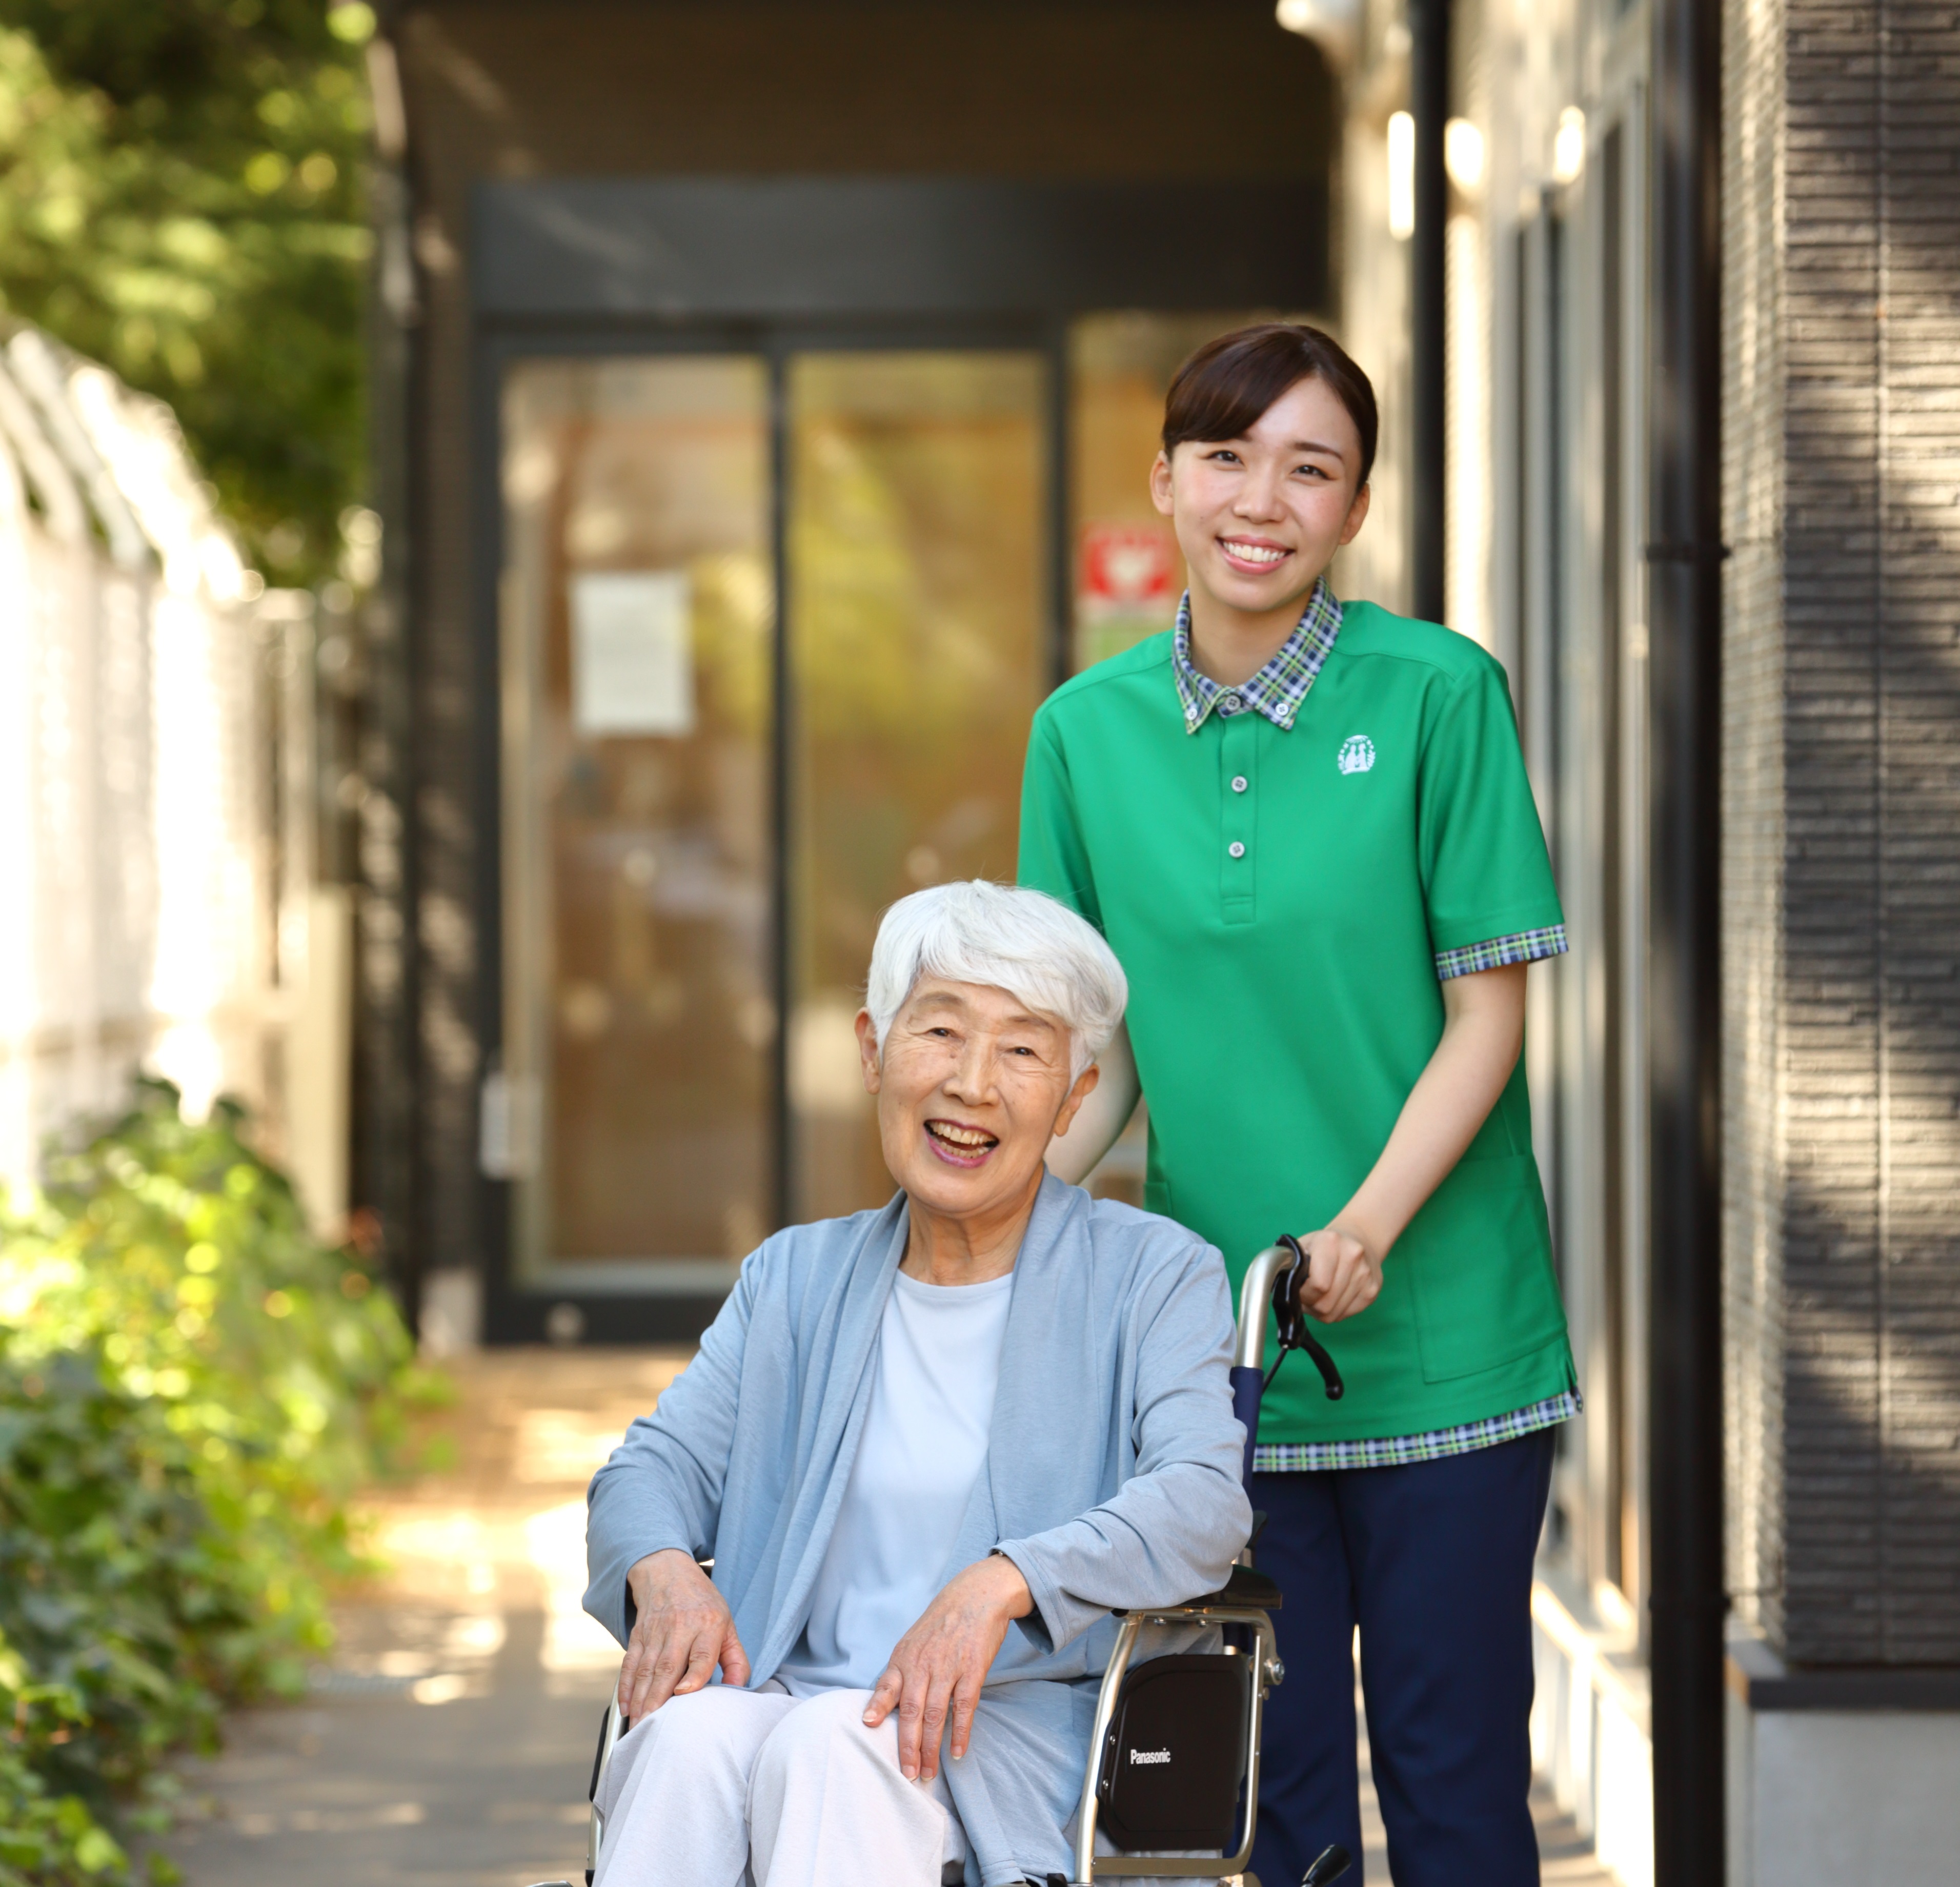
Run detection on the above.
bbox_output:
[1078,522,1177,619]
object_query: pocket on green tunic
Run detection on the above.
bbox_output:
[1398,1151,1568,1384]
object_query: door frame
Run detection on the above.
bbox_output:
[473,317,1066,1343]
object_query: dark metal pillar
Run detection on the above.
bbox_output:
[354,25,424,1327]
[767,348,793,1236]
[1646,0,1725,1875]
[1408,0,1448,622]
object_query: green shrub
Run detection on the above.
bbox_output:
[0,1079,420,1885]
[0,1627,126,1887]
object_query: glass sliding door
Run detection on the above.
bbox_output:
[500,356,774,1291]
[493,328,1270,1318]
[786,351,1047,1220]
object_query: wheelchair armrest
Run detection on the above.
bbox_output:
[1115,1563,1282,1617]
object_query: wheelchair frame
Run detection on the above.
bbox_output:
[539,1242,1348,1887]
[1070,1240,1300,1882]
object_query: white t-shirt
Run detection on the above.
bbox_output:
[778,1266,1015,1696]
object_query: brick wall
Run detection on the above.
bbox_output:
[1723,0,1960,1666]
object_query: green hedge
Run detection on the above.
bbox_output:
[0,1080,424,1886]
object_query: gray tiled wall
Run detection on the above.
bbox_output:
[1723,0,1960,1666]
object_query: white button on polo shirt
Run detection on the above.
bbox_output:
[1231,775,1248,793]
[1228,841,1246,859]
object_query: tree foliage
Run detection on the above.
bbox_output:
[0,1080,426,1885]
[0,2,374,583]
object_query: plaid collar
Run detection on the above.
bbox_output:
[1170,577,1343,734]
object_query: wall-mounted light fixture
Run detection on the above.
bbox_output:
[1387,110,1416,239]
[1553,106,1587,185]
[1444,117,1486,194]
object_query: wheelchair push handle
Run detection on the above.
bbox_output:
[1267,1233,1347,1402]
[1228,1236,1346,1492]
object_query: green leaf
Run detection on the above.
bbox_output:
[72,1826,126,1875]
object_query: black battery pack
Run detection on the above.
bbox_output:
[1094,1652,1250,1853]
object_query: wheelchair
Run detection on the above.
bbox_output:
[529,1238,1352,1887]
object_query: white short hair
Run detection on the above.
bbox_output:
[865,881,1127,1080]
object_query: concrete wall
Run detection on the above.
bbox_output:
[0,329,348,1224]
[1734,1710,1960,1884]
[1727,1672,1960,1887]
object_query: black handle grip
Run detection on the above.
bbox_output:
[1301,1843,1353,1886]
[1271,1234,1346,1402]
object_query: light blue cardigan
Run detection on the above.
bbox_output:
[584,1173,1251,1886]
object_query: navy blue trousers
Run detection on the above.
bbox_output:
[1247,1429,1555,1887]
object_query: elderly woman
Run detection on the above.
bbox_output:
[582,880,1250,1887]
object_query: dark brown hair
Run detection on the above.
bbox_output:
[1161,322,1379,491]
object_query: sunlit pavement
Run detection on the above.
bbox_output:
[159,1349,684,1887]
[159,1349,1614,1887]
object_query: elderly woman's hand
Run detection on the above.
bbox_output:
[861,1553,1033,1782]
[620,1549,751,1722]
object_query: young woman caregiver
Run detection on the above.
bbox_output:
[1020,323,1574,1887]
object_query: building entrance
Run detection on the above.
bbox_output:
[496,342,1048,1307]
[472,177,1324,1339]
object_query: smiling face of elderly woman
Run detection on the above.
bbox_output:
[854,976,1098,1225]
[843,881,1126,1241]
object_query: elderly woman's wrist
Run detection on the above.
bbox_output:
[628,1546,699,1591]
[985,1548,1036,1617]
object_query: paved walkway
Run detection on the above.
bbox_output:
[160,1350,1614,1887]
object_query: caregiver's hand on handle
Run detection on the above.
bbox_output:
[1296,1223,1384,1323]
[862,1552,1034,1783]
[1297,962,1529,1325]
[620,1548,750,1723]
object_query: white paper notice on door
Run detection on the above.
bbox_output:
[570,570,695,737]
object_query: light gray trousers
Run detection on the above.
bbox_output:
[591,1685,965,1887]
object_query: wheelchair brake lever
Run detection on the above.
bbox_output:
[1271,1234,1346,1402]
[1295,1325,1345,1402]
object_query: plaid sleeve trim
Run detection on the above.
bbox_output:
[1433,923,1569,982]
[1251,1388,1581,1473]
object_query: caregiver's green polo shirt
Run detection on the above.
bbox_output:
[1019,585,1576,1448]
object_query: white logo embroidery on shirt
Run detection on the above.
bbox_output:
[1337,734,1377,775]
[1128,1748,1173,1766]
